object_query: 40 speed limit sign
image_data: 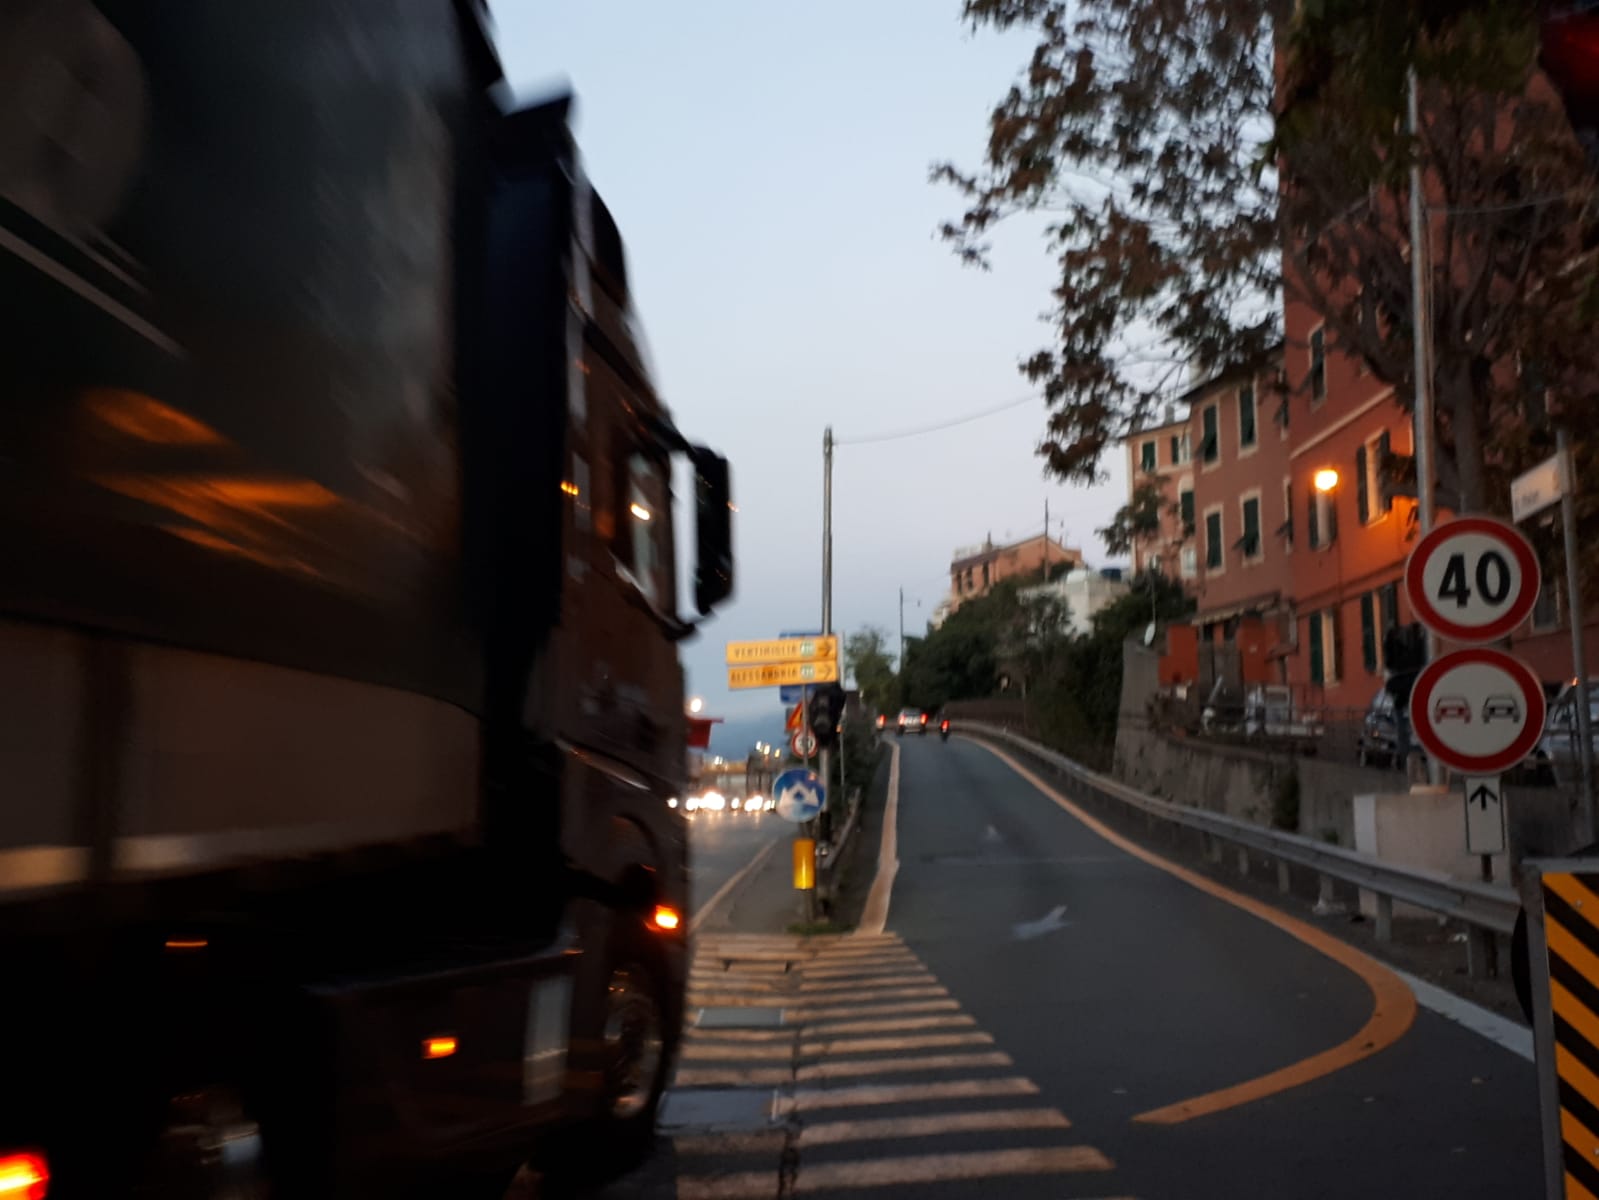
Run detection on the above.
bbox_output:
[1404,516,1540,644]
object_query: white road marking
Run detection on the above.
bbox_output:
[797,1107,1071,1148]
[689,836,787,934]
[800,1031,994,1056]
[676,1146,1115,1199]
[794,1050,1012,1082]
[782,985,949,1007]
[801,1013,977,1035]
[859,741,901,934]
[789,998,961,1022]
[1394,968,1534,1061]
[673,1065,792,1087]
[776,1076,1039,1116]
[797,973,936,993]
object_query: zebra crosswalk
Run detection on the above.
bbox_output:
[660,932,1136,1200]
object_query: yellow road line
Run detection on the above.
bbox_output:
[777,1076,1039,1115]
[800,1031,994,1056]
[802,1013,975,1036]
[792,998,961,1022]
[798,1107,1070,1148]
[676,1146,1114,1199]
[966,739,1417,1127]
[794,1050,1011,1082]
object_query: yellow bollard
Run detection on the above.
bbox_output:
[792,837,816,890]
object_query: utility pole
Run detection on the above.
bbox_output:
[813,426,835,922]
[1407,67,1444,790]
[898,586,905,670]
[1043,496,1050,582]
[1559,429,1596,840]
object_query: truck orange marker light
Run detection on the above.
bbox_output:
[0,1150,50,1199]
[650,905,682,932]
[423,1036,458,1060]
[164,938,208,951]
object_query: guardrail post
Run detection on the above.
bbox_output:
[1374,893,1393,942]
[1277,860,1291,895]
[1316,873,1336,913]
[1236,848,1250,878]
[1466,925,1498,980]
[1206,835,1222,864]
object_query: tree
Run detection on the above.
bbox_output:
[1097,478,1170,558]
[845,627,900,714]
[939,0,1598,513]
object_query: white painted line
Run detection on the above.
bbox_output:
[801,1013,977,1036]
[676,1146,1114,1199]
[778,1076,1039,1115]
[682,1027,794,1043]
[690,836,785,934]
[800,959,923,978]
[798,1107,1070,1148]
[1394,968,1534,1062]
[859,740,901,935]
[800,1031,994,1056]
[792,998,961,1022]
[798,973,936,993]
[673,1065,792,1087]
[679,1041,795,1062]
[671,1130,787,1159]
[794,1050,1012,1082]
[783,985,949,1007]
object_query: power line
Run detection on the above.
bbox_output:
[834,395,1037,446]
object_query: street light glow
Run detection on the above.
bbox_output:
[688,696,704,714]
[1314,468,1339,493]
[629,502,652,521]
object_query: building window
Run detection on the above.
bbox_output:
[1201,405,1219,464]
[1309,608,1340,685]
[982,563,990,588]
[1239,383,1257,450]
[1180,545,1198,578]
[1204,509,1223,571]
[1309,327,1326,402]
[1357,431,1392,522]
[1380,581,1399,635]
[1170,432,1191,465]
[1140,440,1157,472]
[1180,487,1196,534]
[1280,477,1294,551]
[1240,494,1262,561]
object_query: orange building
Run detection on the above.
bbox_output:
[946,532,1083,614]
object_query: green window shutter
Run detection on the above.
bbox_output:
[1377,431,1392,513]
[1240,385,1256,447]
[1327,491,1339,543]
[1309,612,1324,684]
[1180,489,1195,531]
[1307,489,1319,549]
[1243,497,1260,554]
[1356,444,1370,524]
[1361,593,1377,673]
[1205,511,1223,568]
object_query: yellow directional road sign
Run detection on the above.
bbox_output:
[726,635,838,666]
[726,660,840,690]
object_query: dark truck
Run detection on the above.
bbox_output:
[0,2,731,1196]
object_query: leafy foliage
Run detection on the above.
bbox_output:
[1097,479,1170,558]
[845,627,900,714]
[940,0,1599,514]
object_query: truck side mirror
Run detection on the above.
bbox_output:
[692,449,734,615]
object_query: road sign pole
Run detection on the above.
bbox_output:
[820,427,834,825]
[1559,429,1596,841]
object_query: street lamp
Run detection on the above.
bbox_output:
[1314,468,1339,493]
[688,696,704,714]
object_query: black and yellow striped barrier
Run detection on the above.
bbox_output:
[1529,863,1599,1198]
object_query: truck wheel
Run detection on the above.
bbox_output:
[601,952,672,1131]
[141,1086,270,1198]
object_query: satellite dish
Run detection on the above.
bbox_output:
[1143,621,1157,646]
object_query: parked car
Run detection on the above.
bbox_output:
[896,707,929,735]
[1358,687,1404,768]
[1535,678,1599,787]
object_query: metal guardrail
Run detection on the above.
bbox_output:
[960,721,1521,948]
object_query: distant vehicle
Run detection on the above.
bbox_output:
[1357,687,1423,769]
[1434,695,1473,723]
[1482,695,1521,723]
[940,716,951,742]
[897,707,929,735]
[876,713,889,731]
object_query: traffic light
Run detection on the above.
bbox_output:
[808,683,847,748]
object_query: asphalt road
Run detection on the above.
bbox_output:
[685,809,790,925]
[633,735,1546,1200]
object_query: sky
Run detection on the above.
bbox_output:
[489,2,1129,752]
